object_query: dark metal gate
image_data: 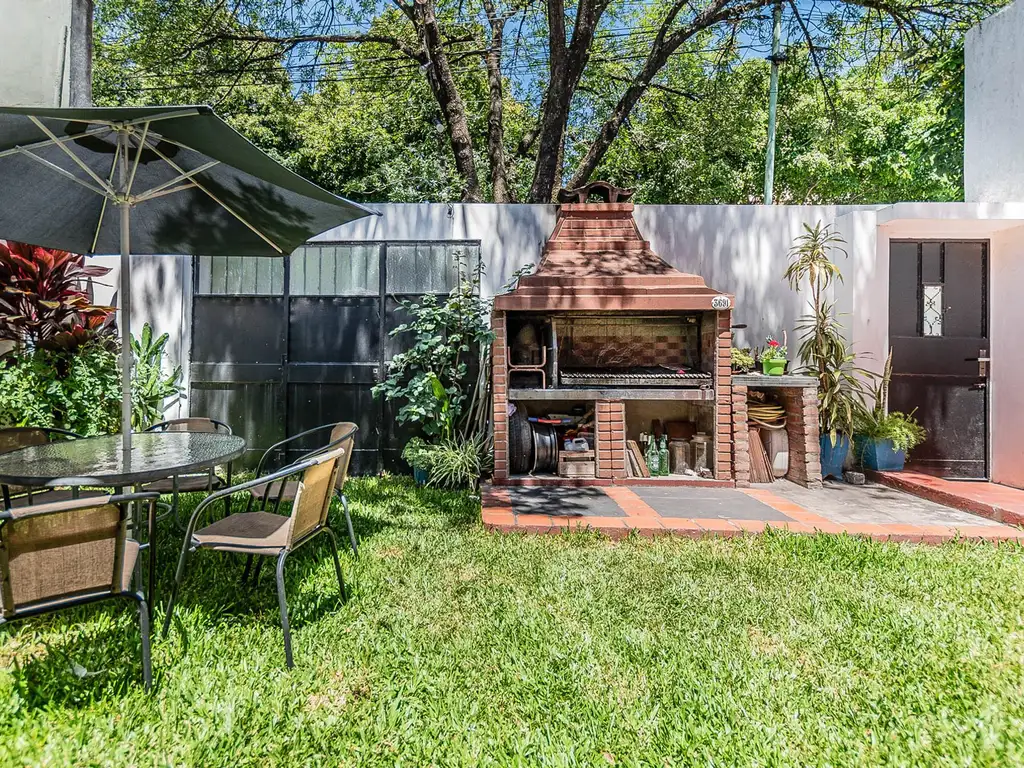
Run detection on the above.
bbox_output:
[888,240,989,479]
[189,241,480,472]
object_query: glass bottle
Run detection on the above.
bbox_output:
[645,434,660,475]
[658,435,670,477]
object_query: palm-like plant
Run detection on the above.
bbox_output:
[786,223,871,444]
[0,240,115,352]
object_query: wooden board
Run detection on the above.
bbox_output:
[627,440,651,478]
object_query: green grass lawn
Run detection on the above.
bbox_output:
[3,477,1024,766]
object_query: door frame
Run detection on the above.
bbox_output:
[887,238,991,479]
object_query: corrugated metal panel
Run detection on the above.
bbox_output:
[290,244,379,296]
[197,256,284,295]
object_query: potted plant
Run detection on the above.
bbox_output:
[760,336,787,376]
[731,347,755,374]
[402,437,436,485]
[854,349,926,471]
[785,223,872,480]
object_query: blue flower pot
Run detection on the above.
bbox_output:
[819,434,851,480]
[856,437,906,472]
[413,467,430,485]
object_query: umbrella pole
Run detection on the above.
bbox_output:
[120,198,132,454]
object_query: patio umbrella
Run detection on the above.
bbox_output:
[0,105,377,452]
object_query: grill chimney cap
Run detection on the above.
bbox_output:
[557,181,634,204]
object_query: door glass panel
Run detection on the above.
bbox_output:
[922,284,943,337]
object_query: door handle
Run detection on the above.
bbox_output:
[964,349,989,377]
[970,382,987,391]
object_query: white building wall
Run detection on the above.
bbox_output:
[989,225,1024,487]
[0,0,91,107]
[965,1,1024,202]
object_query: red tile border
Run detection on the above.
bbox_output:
[869,471,1024,527]
[479,484,1024,545]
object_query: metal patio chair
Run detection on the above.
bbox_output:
[162,446,349,668]
[142,418,233,524]
[245,423,359,556]
[0,427,105,509]
[0,493,157,689]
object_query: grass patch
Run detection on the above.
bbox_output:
[2,476,1024,765]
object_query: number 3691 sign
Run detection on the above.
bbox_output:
[711,295,732,310]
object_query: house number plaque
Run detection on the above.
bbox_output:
[711,295,731,310]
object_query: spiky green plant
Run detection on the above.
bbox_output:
[786,223,872,444]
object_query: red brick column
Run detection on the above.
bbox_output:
[491,311,509,482]
[732,384,750,487]
[596,400,626,480]
[714,310,733,481]
[782,386,821,488]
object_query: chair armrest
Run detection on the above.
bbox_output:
[253,423,337,477]
[182,458,319,541]
[0,492,159,521]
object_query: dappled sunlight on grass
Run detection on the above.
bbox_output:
[2,477,1024,765]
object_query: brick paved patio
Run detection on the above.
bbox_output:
[481,481,1024,544]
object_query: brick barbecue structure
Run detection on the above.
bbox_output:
[491,186,821,488]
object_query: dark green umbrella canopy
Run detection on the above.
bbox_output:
[0,105,376,256]
[0,104,377,449]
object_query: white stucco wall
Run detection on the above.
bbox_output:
[0,0,91,107]
[965,1,1024,202]
[90,201,1024,480]
[990,224,1024,487]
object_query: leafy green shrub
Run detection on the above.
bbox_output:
[730,347,755,372]
[426,437,485,490]
[131,323,183,430]
[0,324,182,435]
[0,344,121,435]
[373,271,493,439]
[401,437,435,472]
[855,410,927,454]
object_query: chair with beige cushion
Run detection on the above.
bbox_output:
[0,493,157,689]
[162,446,349,668]
[245,422,359,556]
[0,427,104,509]
[143,417,233,523]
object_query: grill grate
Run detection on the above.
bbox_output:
[560,366,713,388]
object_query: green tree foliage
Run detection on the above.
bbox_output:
[92,0,992,204]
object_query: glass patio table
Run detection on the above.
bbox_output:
[0,431,246,611]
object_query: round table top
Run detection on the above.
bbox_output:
[0,432,247,487]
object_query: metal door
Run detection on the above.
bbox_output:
[888,240,989,478]
[189,242,479,473]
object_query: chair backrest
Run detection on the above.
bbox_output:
[0,496,129,618]
[326,422,358,493]
[147,417,232,435]
[287,447,346,546]
[0,428,50,456]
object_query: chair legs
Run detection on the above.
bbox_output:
[123,594,152,690]
[162,542,191,638]
[275,551,293,668]
[340,494,358,557]
[323,528,348,602]
[166,532,345,670]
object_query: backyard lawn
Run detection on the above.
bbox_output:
[2,476,1024,766]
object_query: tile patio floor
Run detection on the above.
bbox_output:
[481,480,1024,544]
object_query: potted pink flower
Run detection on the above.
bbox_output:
[761,335,787,376]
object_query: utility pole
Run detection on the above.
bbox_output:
[763,0,783,204]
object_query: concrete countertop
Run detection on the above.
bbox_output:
[732,373,818,388]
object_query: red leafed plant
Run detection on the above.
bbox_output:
[0,240,116,352]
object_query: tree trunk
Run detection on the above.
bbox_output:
[413,0,482,202]
[484,12,510,202]
[568,0,748,188]
[527,0,607,202]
